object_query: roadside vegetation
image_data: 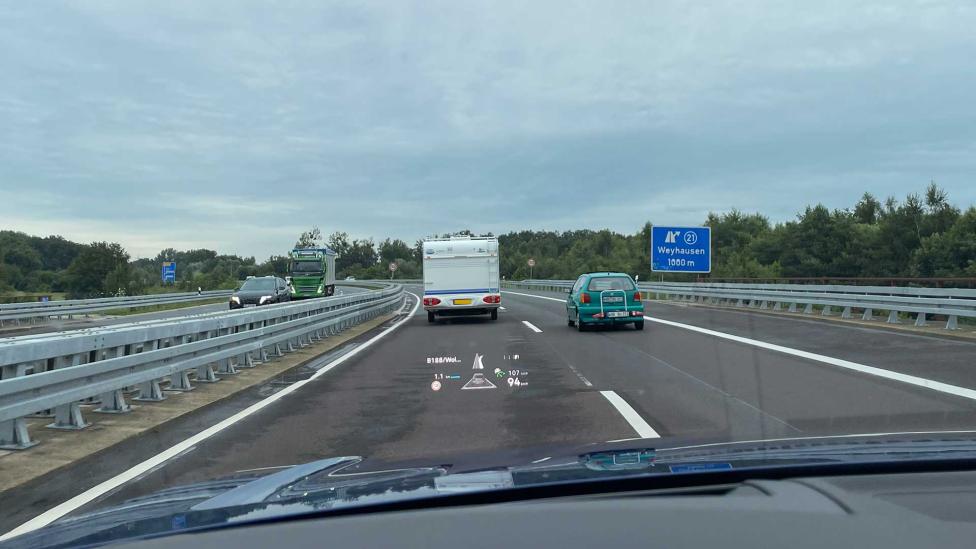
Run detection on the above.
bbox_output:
[1,184,972,299]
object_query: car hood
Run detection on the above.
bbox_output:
[10,431,976,548]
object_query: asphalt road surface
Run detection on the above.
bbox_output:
[4,284,976,533]
[0,285,369,338]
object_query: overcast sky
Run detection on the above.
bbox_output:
[1,1,974,259]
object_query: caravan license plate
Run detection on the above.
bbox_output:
[453,298,472,305]
[607,311,628,318]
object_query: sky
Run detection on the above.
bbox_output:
[1,0,975,259]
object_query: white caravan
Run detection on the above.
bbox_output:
[422,236,501,323]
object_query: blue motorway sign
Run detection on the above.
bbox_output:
[651,226,711,273]
[161,261,177,283]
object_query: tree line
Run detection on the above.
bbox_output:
[1,184,973,298]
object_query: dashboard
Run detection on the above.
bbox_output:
[119,469,976,548]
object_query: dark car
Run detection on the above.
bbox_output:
[229,276,291,309]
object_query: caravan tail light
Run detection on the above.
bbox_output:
[482,295,501,304]
[423,297,441,306]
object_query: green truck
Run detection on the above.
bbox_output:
[286,247,338,299]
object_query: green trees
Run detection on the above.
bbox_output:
[0,231,85,292]
[295,226,323,249]
[63,242,130,298]
[911,208,976,277]
[1,184,972,297]
[493,185,972,280]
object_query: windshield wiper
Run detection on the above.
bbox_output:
[191,457,359,511]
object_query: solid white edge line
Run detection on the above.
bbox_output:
[521,320,543,333]
[503,289,976,403]
[0,292,421,542]
[600,390,660,439]
[641,315,976,402]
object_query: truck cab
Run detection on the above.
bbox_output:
[287,248,337,299]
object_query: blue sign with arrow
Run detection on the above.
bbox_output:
[651,226,711,273]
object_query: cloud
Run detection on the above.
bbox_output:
[1,1,975,259]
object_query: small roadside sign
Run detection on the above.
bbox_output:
[389,262,398,272]
[161,261,177,283]
[651,226,711,273]
[527,258,536,267]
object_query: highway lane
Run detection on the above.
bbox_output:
[5,284,976,531]
[504,288,976,439]
[507,288,976,389]
[0,285,369,338]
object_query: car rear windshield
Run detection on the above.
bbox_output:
[587,277,635,291]
[240,279,276,291]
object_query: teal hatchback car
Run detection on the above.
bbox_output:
[566,272,645,331]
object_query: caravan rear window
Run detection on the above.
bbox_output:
[587,277,634,291]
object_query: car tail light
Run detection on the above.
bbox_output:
[423,297,441,306]
[482,295,501,304]
[634,291,642,301]
[580,292,591,304]
[592,312,605,319]
[631,311,643,316]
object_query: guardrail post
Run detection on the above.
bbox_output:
[914,312,927,327]
[0,419,36,450]
[48,402,89,430]
[233,326,255,368]
[95,346,132,413]
[862,308,874,321]
[95,389,131,414]
[169,369,195,391]
[841,306,853,319]
[1,363,29,381]
[821,305,833,316]
[215,329,238,375]
[803,304,813,314]
[946,315,959,330]
[192,331,220,382]
[195,363,220,382]
[886,310,901,324]
[135,379,167,401]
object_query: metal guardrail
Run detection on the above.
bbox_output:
[503,280,976,330]
[0,284,405,450]
[355,279,423,285]
[0,290,234,325]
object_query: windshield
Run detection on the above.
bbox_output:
[2,2,976,547]
[291,261,323,273]
[240,279,276,291]
[587,277,635,292]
